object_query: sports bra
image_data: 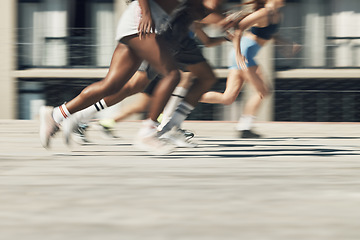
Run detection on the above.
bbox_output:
[250,9,280,40]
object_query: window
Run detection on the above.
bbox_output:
[18,0,115,68]
[276,0,360,70]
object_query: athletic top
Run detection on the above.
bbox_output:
[250,9,280,40]
[158,0,208,48]
[250,23,279,40]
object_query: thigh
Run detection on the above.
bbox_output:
[123,34,178,76]
[105,43,143,86]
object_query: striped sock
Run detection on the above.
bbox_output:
[158,87,188,130]
[53,104,71,124]
[75,99,108,124]
[158,101,194,135]
[93,99,107,112]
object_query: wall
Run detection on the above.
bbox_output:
[0,0,16,119]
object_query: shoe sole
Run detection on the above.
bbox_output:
[159,134,197,148]
[133,141,174,155]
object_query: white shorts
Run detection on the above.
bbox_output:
[115,0,170,42]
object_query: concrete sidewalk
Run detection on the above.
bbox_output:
[0,120,359,240]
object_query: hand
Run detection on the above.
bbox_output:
[278,42,302,58]
[219,13,240,30]
[235,48,248,70]
[292,43,302,56]
[219,9,252,31]
[138,13,155,40]
[224,30,234,41]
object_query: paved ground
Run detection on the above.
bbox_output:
[0,120,360,240]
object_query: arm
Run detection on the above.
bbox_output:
[192,22,233,47]
[273,34,302,58]
[234,8,269,69]
[137,0,155,40]
[199,12,225,25]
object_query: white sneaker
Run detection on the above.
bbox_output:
[62,115,79,146]
[134,120,174,155]
[72,124,91,144]
[134,133,174,155]
[160,127,197,148]
[39,106,59,149]
[178,128,195,140]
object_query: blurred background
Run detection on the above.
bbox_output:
[0,0,359,122]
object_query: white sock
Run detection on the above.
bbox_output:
[159,101,194,135]
[52,104,71,124]
[74,99,108,124]
[159,87,188,129]
[236,115,255,131]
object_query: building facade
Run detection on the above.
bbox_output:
[1,0,359,121]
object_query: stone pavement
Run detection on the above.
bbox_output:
[0,120,360,240]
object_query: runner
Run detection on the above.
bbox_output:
[200,0,298,138]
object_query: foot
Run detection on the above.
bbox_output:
[239,129,261,138]
[62,115,79,146]
[134,120,174,155]
[134,133,174,155]
[73,124,90,144]
[160,127,197,148]
[39,106,59,148]
[98,119,118,138]
[178,128,195,140]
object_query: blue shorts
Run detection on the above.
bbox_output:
[228,36,261,69]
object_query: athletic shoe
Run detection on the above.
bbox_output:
[178,128,195,140]
[39,106,59,148]
[134,120,174,155]
[160,127,197,148]
[62,115,79,146]
[73,124,90,144]
[134,134,174,155]
[239,129,261,138]
[98,119,118,138]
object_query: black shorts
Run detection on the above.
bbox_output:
[174,37,206,70]
[145,36,206,80]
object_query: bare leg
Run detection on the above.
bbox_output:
[200,69,244,105]
[184,61,217,106]
[103,71,150,107]
[237,66,269,136]
[178,72,194,89]
[113,93,151,122]
[159,72,194,128]
[158,61,218,135]
[242,66,269,116]
[65,43,142,114]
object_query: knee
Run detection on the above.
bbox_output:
[205,74,217,86]
[196,75,217,89]
[260,85,271,98]
[209,77,217,88]
[222,95,237,105]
